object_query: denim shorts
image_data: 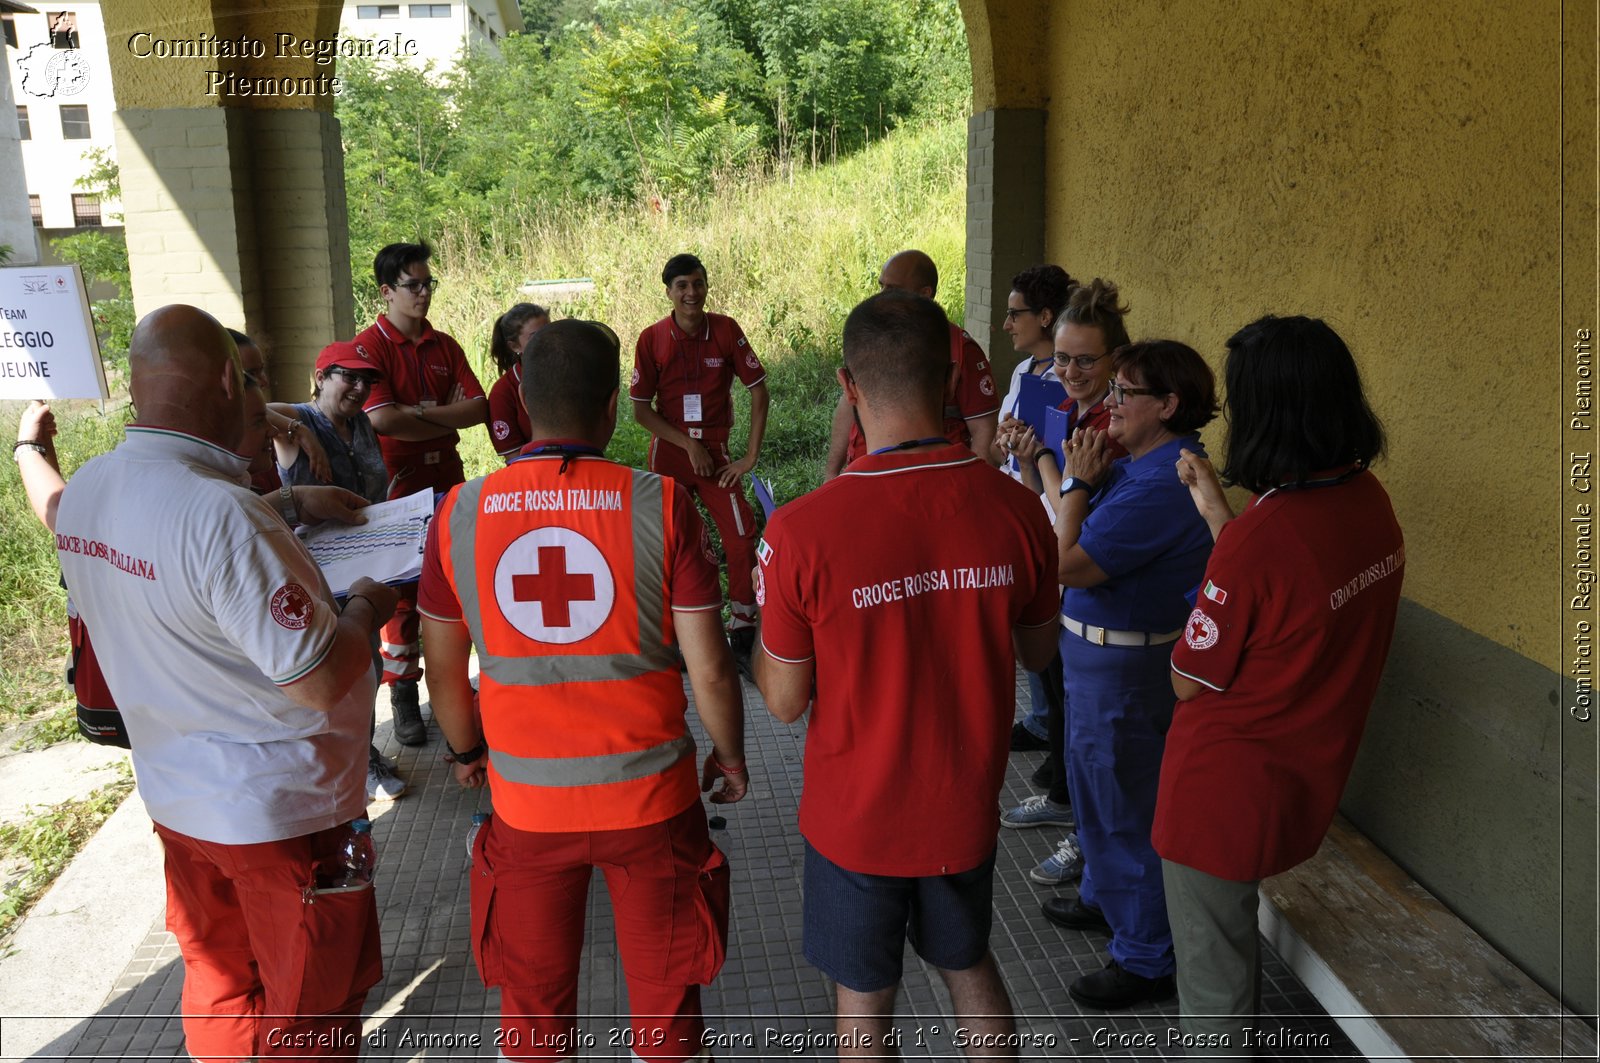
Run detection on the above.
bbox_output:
[801,842,995,992]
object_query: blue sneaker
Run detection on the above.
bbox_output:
[1000,794,1074,829]
[1030,833,1085,885]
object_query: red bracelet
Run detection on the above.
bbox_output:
[714,758,748,776]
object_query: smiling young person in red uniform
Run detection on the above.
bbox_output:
[824,249,1000,479]
[630,253,769,668]
[55,305,399,1062]
[354,240,488,745]
[1157,315,1403,1054]
[755,290,1058,1052]
[417,319,749,1063]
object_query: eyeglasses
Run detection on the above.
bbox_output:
[1053,351,1109,371]
[241,367,268,390]
[1108,380,1166,404]
[327,366,380,387]
[393,277,438,295]
[1003,307,1038,322]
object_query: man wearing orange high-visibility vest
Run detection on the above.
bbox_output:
[417,319,749,1063]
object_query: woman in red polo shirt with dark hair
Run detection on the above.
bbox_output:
[1157,315,1404,1054]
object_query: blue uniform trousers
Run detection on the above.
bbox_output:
[1061,629,1175,978]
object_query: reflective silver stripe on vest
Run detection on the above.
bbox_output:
[490,734,693,787]
[447,468,679,689]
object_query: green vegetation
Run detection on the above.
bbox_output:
[48,230,134,373]
[0,764,134,940]
[0,403,131,735]
[337,0,968,296]
[418,116,968,500]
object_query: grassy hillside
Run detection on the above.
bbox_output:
[418,115,967,493]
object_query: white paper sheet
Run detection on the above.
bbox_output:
[295,488,434,597]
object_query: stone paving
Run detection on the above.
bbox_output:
[49,673,1361,1061]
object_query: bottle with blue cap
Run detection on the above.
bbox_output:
[316,818,376,891]
[466,811,490,869]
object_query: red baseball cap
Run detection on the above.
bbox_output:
[315,341,383,377]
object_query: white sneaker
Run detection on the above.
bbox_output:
[367,758,407,802]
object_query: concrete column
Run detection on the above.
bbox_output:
[101,0,351,390]
[965,108,1046,367]
[238,108,354,395]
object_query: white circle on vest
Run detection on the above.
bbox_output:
[493,528,616,644]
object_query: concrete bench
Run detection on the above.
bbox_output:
[1259,816,1597,1060]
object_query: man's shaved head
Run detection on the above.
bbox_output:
[842,290,949,416]
[128,305,250,450]
[878,250,939,298]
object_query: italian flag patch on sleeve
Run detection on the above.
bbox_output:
[756,537,774,565]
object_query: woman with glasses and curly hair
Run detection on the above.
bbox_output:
[1155,315,1402,1053]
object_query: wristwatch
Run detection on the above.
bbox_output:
[450,739,488,764]
[275,482,300,526]
[1061,476,1096,497]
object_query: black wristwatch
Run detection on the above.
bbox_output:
[450,739,488,764]
[1061,476,1097,496]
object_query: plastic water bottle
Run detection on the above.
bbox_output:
[317,818,376,891]
[465,812,489,869]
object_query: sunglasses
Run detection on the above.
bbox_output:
[326,366,380,386]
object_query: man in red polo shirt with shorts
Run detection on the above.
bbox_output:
[823,248,1000,479]
[356,240,488,745]
[755,289,1059,1050]
[631,253,769,671]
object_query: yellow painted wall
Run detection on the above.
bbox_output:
[1040,1,1560,668]
[959,0,1050,111]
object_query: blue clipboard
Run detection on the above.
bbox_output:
[752,475,776,519]
[1015,372,1066,433]
[1042,406,1070,466]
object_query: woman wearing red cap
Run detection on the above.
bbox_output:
[273,341,404,800]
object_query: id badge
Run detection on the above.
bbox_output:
[683,394,703,422]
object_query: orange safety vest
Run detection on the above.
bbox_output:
[435,453,700,832]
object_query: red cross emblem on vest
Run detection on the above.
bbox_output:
[494,528,616,644]
[512,546,595,627]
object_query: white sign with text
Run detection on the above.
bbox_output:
[0,264,108,401]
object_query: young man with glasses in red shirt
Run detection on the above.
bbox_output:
[354,240,488,745]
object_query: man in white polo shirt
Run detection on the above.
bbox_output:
[56,305,400,1063]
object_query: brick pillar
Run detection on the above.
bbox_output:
[965,108,1046,371]
[239,109,354,396]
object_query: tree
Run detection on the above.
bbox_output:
[577,8,762,197]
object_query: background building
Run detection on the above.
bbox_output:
[0,0,38,264]
[4,2,118,237]
[338,0,522,72]
[3,0,523,244]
